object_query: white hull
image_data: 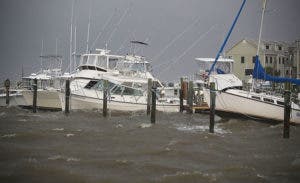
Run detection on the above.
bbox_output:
[22,90,61,110]
[203,88,300,124]
[59,93,179,113]
[0,94,26,107]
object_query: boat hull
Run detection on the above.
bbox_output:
[0,94,26,107]
[22,90,61,110]
[203,88,300,124]
[59,93,179,113]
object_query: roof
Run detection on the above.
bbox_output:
[195,57,234,63]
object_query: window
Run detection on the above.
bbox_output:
[266,45,269,49]
[245,69,253,76]
[277,101,284,106]
[278,46,282,50]
[252,56,256,63]
[84,81,98,89]
[286,70,289,75]
[270,57,273,64]
[279,57,281,64]
[263,98,274,103]
[241,56,245,64]
[251,96,261,100]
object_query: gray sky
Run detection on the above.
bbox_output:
[0,0,299,82]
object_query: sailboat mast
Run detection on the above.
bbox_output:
[69,0,74,73]
[208,0,247,75]
[256,0,267,56]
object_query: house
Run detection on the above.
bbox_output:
[226,38,300,82]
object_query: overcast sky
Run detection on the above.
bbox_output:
[0,0,299,82]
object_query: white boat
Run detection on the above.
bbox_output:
[21,55,64,110]
[202,0,300,124]
[59,49,179,112]
[0,88,26,107]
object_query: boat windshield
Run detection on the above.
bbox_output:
[88,80,144,96]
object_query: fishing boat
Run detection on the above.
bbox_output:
[59,48,179,112]
[202,0,300,124]
[21,55,64,110]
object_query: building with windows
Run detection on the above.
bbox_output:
[226,39,300,82]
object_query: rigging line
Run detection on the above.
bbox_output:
[90,9,117,50]
[152,16,202,62]
[106,4,132,47]
[116,29,136,54]
[155,24,217,73]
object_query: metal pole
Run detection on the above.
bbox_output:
[32,78,37,113]
[209,82,216,133]
[147,78,153,115]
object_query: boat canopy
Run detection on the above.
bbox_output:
[252,55,300,85]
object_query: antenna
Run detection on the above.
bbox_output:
[86,0,92,53]
[40,40,44,72]
[74,26,77,70]
[69,0,74,73]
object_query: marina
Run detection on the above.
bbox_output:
[0,0,300,182]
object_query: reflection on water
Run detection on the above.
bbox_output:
[0,106,299,183]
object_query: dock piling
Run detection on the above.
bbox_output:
[147,78,153,115]
[187,80,194,114]
[283,83,291,139]
[151,82,157,124]
[4,79,10,106]
[103,80,108,117]
[179,78,184,112]
[209,82,216,133]
[65,79,70,114]
[32,78,37,113]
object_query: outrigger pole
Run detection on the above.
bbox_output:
[208,0,247,75]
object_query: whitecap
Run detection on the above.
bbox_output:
[66,133,74,137]
[67,157,80,162]
[48,155,63,160]
[1,133,16,138]
[139,123,152,128]
[17,119,27,122]
[115,124,123,128]
[52,128,64,131]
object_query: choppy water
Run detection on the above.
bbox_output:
[0,106,299,183]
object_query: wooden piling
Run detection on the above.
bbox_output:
[187,80,194,114]
[151,82,157,124]
[147,78,153,115]
[103,80,108,117]
[209,82,216,133]
[179,78,184,112]
[32,78,37,113]
[4,79,10,106]
[283,82,291,139]
[65,79,70,114]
